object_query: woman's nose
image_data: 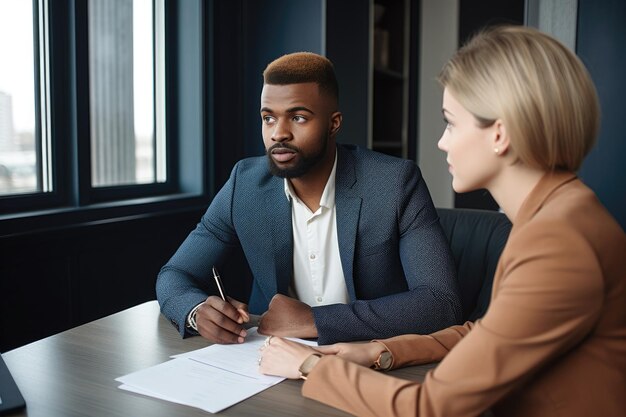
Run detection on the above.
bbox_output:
[437,131,448,152]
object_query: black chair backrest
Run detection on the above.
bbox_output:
[437,208,512,322]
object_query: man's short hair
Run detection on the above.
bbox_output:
[263,52,339,101]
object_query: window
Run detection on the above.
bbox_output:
[0,0,39,195]
[88,0,166,187]
[0,0,209,222]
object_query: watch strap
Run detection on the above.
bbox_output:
[298,353,322,380]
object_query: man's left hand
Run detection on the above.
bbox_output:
[258,294,318,339]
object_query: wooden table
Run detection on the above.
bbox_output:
[2,301,436,416]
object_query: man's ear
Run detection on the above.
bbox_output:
[493,119,510,155]
[329,111,342,137]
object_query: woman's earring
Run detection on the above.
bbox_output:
[494,148,500,155]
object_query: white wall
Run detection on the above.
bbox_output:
[418,0,459,208]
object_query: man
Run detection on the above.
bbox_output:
[156,52,461,345]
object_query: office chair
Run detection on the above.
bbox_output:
[437,208,512,322]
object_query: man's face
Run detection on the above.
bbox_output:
[260,82,340,178]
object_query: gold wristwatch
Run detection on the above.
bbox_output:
[298,354,322,380]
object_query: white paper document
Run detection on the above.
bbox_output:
[116,328,317,413]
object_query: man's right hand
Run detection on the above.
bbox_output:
[195,296,250,344]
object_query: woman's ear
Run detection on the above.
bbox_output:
[493,120,510,155]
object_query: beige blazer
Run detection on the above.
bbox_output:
[302,171,626,417]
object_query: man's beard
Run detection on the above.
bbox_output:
[266,134,329,178]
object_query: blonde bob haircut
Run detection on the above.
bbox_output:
[438,25,600,171]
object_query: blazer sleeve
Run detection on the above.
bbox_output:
[302,219,604,417]
[313,160,462,344]
[376,321,474,368]
[156,163,243,337]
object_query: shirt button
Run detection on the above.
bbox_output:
[316,296,323,303]
[310,254,316,260]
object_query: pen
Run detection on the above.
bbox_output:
[212,266,260,328]
[212,266,226,301]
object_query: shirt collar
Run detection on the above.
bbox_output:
[284,152,338,210]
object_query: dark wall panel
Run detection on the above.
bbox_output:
[326,0,370,149]
[0,252,72,350]
[577,0,626,230]
[212,1,246,188]
[0,210,202,352]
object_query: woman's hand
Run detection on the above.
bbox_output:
[258,337,390,379]
[316,341,387,367]
[258,337,319,379]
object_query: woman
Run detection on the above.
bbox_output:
[258,25,626,417]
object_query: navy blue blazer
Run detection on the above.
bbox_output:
[157,144,461,344]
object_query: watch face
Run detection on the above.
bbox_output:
[378,351,392,370]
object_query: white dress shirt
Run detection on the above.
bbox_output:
[284,155,349,307]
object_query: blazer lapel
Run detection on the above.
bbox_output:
[335,146,362,301]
